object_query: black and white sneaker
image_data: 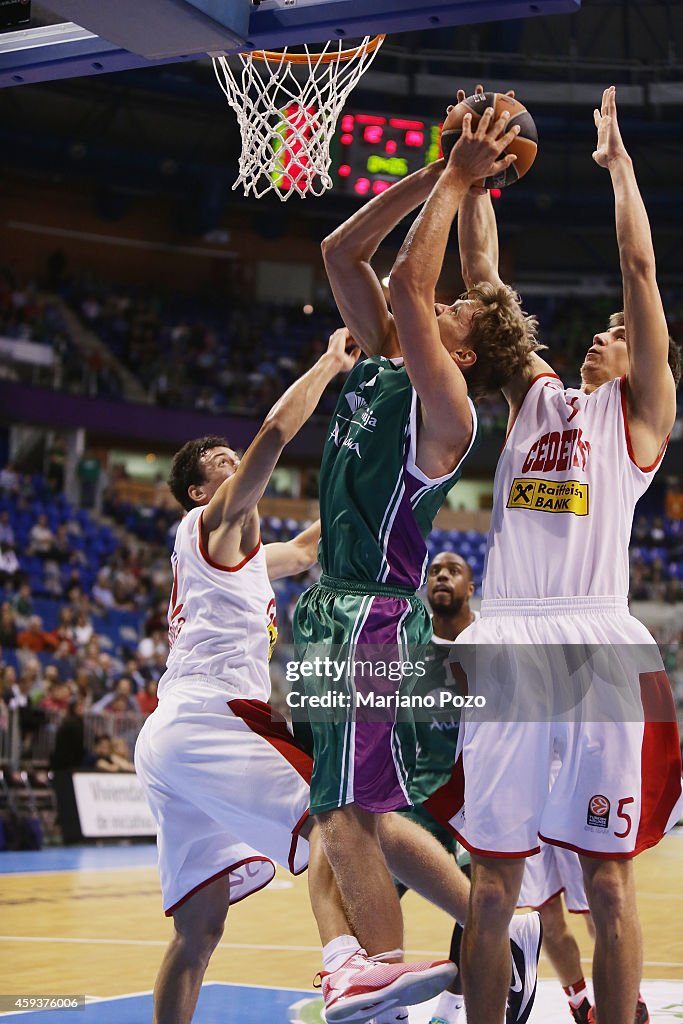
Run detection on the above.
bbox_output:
[506,912,543,1024]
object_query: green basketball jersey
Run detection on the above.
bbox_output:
[320,356,479,588]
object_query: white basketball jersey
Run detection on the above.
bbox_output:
[483,374,665,600]
[158,506,277,699]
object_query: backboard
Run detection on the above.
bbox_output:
[0,0,580,88]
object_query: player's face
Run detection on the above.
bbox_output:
[427,552,473,613]
[580,324,629,389]
[199,446,240,499]
[435,300,477,363]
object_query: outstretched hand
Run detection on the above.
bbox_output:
[593,86,629,169]
[451,84,516,194]
[327,327,362,372]
[447,103,519,187]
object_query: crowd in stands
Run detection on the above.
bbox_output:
[4,259,683,441]
[0,471,168,774]
[0,266,124,398]
[63,276,342,418]
[60,275,683,430]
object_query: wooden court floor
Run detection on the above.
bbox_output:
[0,834,681,1001]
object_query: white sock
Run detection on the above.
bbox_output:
[322,935,363,973]
[432,990,464,1023]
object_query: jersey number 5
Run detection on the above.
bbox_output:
[614,796,635,838]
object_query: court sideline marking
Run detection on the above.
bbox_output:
[0,935,680,968]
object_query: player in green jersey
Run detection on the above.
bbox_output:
[293,107,544,1023]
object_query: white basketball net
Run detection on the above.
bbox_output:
[212,36,384,200]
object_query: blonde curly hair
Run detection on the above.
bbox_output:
[462,282,543,398]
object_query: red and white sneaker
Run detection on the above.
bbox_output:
[318,951,457,1024]
[587,998,650,1024]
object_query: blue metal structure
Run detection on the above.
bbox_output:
[0,0,580,88]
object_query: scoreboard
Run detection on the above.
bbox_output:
[334,111,441,196]
[332,110,503,200]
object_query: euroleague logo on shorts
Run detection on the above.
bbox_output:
[587,794,610,829]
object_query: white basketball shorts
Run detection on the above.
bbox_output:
[134,676,311,916]
[517,840,589,913]
[426,597,683,859]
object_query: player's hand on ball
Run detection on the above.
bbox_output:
[327,327,361,372]
[450,85,517,194]
[592,86,629,169]
[446,104,519,186]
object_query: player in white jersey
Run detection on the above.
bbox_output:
[135,330,463,1024]
[429,86,683,1024]
[134,330,357,1024]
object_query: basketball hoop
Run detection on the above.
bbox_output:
[212,35,384,200]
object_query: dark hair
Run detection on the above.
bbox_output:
[608,311,681,389]
[168,435,231,512]
[461,282,544,398]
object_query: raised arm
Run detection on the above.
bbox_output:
[202,331,359,537]
[458,190,502,290]
[322,162,443,358]
[389,108,518,475]
[266,520,321,581]
[593,86,676,459]
[456,86,552,411]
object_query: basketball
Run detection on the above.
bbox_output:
[440,91,538,188]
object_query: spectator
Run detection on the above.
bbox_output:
[12,581,33,626]
[110,736,135,772]
[45,437,66,493]
[73,668,94,709]
[137,629,168,671]
[43,559,64,598]
[17,615,56,654]
[77,450,102,510]
[50,698,85,771]
[650,517,667,545]
[144,598,168,635]
[0,602,18,648]
[51,524,74,564]
[52,640,77,681]
[73,610,94,648]
[32,663,61,703]
[92,569,115,611]
[137,678,158,716]
[5,668,45,757]
[0,510,15,546]
[49,607,76,652]
[0,542,20,585]
[91,676,137,714]
[83,734,119,772]
[28,513,55,557]
[0,463,19,495]
[0,663,17,696]
[40,680,73,713]
[124,658,147,694]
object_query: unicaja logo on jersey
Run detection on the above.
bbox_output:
[346,392,368,413]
